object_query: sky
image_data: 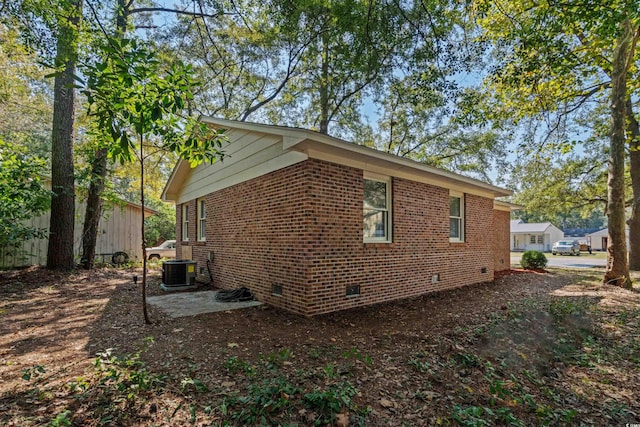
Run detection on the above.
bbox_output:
[141,1,596,189]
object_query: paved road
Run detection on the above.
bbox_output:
[510,254,606,269]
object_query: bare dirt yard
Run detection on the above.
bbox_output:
[1,266,639,426]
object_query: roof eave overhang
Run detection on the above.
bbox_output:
[169,116,513,201]
[162,160,191,202]
[290,139,512,199]
[494,200,524,212]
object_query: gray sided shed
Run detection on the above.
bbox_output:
[0,180,155,268]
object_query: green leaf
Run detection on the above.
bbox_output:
[151,106,162,121]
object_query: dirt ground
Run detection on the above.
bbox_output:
[1,266,639,426]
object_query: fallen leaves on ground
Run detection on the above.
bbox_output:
[1,266,639,426]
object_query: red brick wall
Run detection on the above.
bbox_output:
[176,158,510,316]
[177,162,312,314]
[493,210,511,273]
[304,160,495,315]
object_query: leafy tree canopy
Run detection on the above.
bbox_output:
[83,37,226,166]
[0,23,53,158]
[473,0,640,152]
[154,0,505,179]
[144,201,176,247]
[0,138,51,245]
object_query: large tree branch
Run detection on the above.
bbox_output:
[558,82,610,104]
[626,25,640,73]
[240,41,308,121]
[327,45,396,125]
[129,7,230,19]
[399,127,451,157]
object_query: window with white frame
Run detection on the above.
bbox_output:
[530,235,536,244]
[537,235,543,244]
[363,174,391,242]
[182,204,189,241]
[449,192,464,242]
[197,199,206,241]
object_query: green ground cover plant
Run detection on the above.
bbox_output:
[1,267,638,426]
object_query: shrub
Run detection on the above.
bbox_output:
[520,251,547,270]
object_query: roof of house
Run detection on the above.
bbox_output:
[163,117,513,202]
[510,221,558,234]
[497,201,524,212]
[587,227,629,237]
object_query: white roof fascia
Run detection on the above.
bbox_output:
[495,201,524,212]
[162,160,193,202]
[198,117,511,199]
[161,160,181,201]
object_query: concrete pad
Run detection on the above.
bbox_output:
[147,291,262,318]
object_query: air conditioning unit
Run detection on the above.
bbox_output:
[161,260,197,291]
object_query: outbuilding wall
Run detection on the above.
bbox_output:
[178,158,509,316]
[0,199,148,268]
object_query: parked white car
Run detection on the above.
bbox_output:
[552,240,580,256]
[146,240,176,260]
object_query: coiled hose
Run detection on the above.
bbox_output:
[215,287,255,302]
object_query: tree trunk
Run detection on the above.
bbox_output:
[141,142,150,325]
[603,18,632,288]
[627,98,640,271]
[319,28,330,135]
[47,0,82,270]
[80,148,107,269]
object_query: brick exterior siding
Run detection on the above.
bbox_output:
[493,210,511,273]
[177,158,510,316]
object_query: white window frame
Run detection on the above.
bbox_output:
[530,235,536,244]
[537,235,544,244]
[197,198,206,242]
[363,173,392,243]
[449,192,464,243]
[182,204,189,242]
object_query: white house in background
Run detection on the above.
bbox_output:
[510,219,564,252]
[0,178,155,268]
[586,227,630,251]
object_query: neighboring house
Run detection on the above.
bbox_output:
[162,117,515,316]
[586,227,630,251]
[0,178,155,268]
[510,219,564,252]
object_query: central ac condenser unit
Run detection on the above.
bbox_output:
[161,260,197,291]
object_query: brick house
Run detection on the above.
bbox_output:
[162,117,514,316]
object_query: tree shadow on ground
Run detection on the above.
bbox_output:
[2,266,639,426]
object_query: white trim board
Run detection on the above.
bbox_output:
[163,117,513,203]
